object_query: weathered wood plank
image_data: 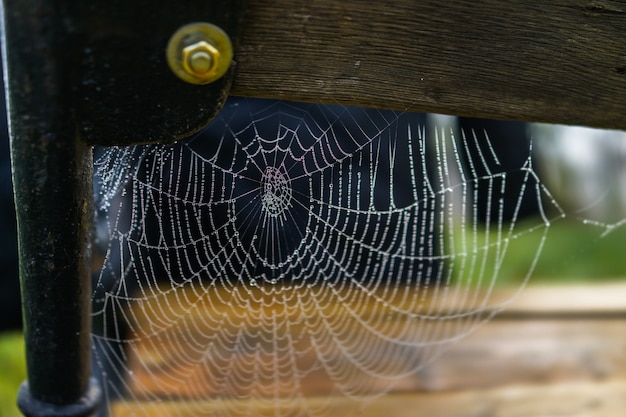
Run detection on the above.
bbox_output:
[120,315,626,398]
[123,316,626,396]
[112,283,626,416]
[232,0,626,130]
[113,380,626,417]
[415,319,626,391]
[499,283,626,317]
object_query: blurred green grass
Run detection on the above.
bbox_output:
[0,332,25,417]
[536,223,626,281]
[471,219,626,286]
[0,221,623,415]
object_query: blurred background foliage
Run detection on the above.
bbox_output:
[0,333,25,417]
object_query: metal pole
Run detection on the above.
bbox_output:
[1,1,244,415]
[1,2,101,416]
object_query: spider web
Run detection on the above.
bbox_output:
[91,98,564,417]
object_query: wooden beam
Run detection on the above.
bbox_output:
[112,282,626,415]
[232,0,626,130]
[113,381,626,417]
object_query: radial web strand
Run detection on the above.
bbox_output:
[92,98,566,417]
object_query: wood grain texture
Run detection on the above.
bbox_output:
[113,381,626,417]
[112,283,626,416]
[231,0,626,130]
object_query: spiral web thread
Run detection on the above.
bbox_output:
[91,98,563,417]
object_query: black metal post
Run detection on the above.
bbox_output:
[1,3,101,417]
[1,1,245,415]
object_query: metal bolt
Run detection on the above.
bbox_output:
[167,22,233,85]
[182,41,218,75]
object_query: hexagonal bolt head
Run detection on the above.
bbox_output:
[167,22,233,85]
[182,41,219,76]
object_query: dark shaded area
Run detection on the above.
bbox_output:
[458,117,540,223]
[0,87,20,332]
[2,105,538,332]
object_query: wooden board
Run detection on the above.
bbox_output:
[113,381,626,417]
[111,283,626,417]
[231,0,626,130]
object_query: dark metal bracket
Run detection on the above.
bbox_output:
[70,0,246,146]
[1,1,245,416]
